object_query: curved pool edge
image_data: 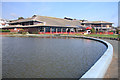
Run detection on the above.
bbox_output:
[80,37,113,79]
[60,35,113,78]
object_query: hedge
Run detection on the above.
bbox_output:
[0,29,10,32]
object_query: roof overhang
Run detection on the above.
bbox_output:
[2,25,78,29]
[9,20,43,24]
[82,22,114,24]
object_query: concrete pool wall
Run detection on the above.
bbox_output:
[80,37,113,78]
[60,35,113,78]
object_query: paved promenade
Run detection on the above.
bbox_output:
[103,39,118,78]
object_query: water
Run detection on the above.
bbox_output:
[2,37,107,78]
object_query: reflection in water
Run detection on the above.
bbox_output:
[2,37,107,78]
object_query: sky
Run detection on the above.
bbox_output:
[2,2,118,26]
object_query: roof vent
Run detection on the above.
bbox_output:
[64,17,73,20]
[32,15,38,19]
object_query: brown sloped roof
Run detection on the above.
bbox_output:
[35,15,81,26]
[9,15,81,27]
[10,17,34,23]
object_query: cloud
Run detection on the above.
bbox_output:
[10,13,18,17]
[10,13,19,19]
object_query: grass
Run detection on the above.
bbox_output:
[84,34,119,38]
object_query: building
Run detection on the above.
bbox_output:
[1,15,114,34]
[81,21,113,32]
[0,19,9,28]
[3,15,84,33]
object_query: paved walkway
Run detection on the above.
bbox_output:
[103,39,118,78]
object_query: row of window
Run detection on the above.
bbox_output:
[39,27,72,32]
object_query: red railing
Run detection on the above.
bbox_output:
[91,32,114,35]
[38,32,83,34]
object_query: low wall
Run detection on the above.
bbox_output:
[60,35,113,78]
[0,32,10,35]
[80,37,113,79]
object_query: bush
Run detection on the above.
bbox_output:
[22,32,29,35]
[98,31,104,33]
[109,30,114,32]
[32,32,38,34]
[0,29,10,32]
[10,32,18,35]
[90,28,95,33]
[116,29,120,34]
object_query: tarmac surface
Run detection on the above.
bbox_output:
[103,39,118,78]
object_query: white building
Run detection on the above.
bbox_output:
[0,19,9,28]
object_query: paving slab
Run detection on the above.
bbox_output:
[103,39,118,78]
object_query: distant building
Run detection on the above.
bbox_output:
[81,21,113,32]
[0,19,9,28]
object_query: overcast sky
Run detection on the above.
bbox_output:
[2,2,118,26]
